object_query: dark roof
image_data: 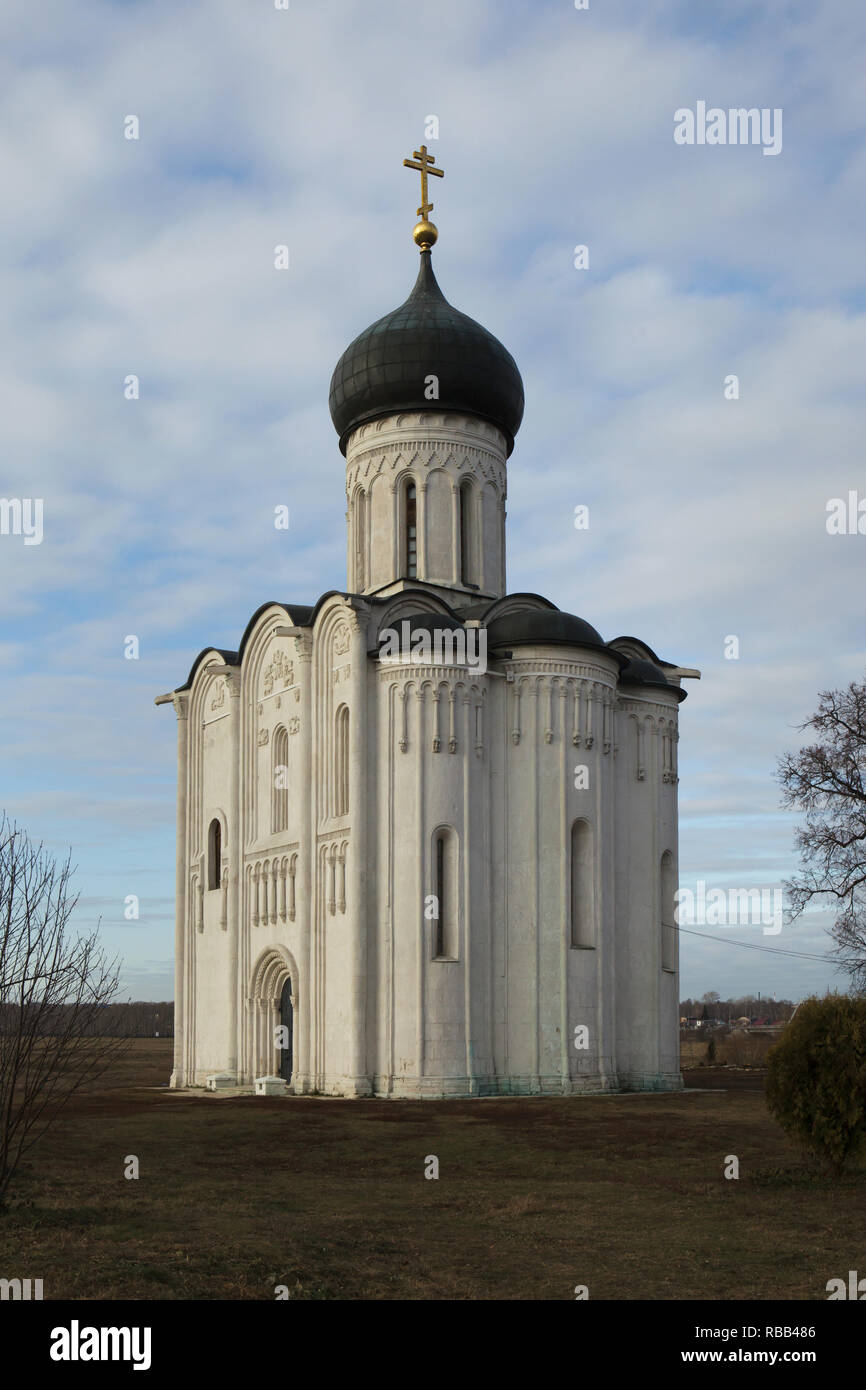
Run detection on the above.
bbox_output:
[178,647,239,692]
[618,655,686,701]
[367,610,465,656]
[461,592,559,622]
[235,601,316,657]
[171,594,684,702]
[608,635,666,665]
[176,600,319,691]
[486,609,618,660]
[328,251,525,455]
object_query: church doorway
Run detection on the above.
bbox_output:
[279,978,294,1082]
[249,947,298,1087]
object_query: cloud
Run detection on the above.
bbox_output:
[1,0,864,999]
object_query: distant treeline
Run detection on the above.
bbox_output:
[680,996,795,1024]
[0,1001,174,1037]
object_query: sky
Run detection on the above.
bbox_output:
[1,0,864,1004]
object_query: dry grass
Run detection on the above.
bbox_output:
[681,1033,778,1068]
[0,1040,862,1301]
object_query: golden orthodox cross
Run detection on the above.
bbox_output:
[402,144,444,220]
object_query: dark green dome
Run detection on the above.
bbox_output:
[329,251,524,455]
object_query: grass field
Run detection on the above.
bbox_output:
[1,1039,862,1300]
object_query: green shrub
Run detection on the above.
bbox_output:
[765,996,866,1175]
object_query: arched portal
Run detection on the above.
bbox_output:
[279,978,294,1082]
[248,947,298,1086]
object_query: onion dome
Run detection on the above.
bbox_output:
[329,251,524,455]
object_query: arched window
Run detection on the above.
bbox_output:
[661,851,676,972]
[278,977,293,1083]
[335,705,349,817]
[405,482,417,578]
[355,490,366,590]
[570,819,595,948]
[459,480,474,586]
[433,828,458,959]
[272,726,289,833]
[207,818,222,890]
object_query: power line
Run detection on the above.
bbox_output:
[677,925,841,964]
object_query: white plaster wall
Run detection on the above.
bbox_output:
[501,650,620,1094]
[424,469,452,586]
[613,691,683,1091]
[344,412,507,598]
[239,609,313,1089]
[174,591,686,1097]
[189,663,236,1082]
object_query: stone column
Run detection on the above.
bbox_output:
[345,494,353,591]
[450,482,460,585]
[170,693,189,1089]
[476,486,485,594]
[418,481,428,580]
[559,680,570,1089]
[347,604,370,1092]
[295,631,313,1089]
[391,483,400,578]
[500,495,507,594]
[226,673,241,1078]
[462,691,473,1090]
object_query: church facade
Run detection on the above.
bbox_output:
[158,165,697,1097]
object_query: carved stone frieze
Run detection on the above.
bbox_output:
[345,438,506,496]
[263,650,294,696]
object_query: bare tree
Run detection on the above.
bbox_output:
[0,815,127,1209]
[778,679,866,992]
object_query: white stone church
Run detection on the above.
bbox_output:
[158,172,697,1097]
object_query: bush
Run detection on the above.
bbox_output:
[706,1036,716,1064]
[765,996,866,1175]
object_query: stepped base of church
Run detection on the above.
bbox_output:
[617,1070,684,1093]
[371,1073,683,1098]
[181,1070,684,1098]
[377,1074,620,1098]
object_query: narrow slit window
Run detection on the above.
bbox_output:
[433,829,458,959]
[435,833,445,958]
[406,483,417,578]
[335,705,349,817]
[207,818,222,890]
[459,482,472,585]
[661,851,676,972]
[272,726,288,833]
[570,820,594,948]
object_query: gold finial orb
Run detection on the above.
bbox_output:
[413,219,438,251]
[403,145,444,248]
